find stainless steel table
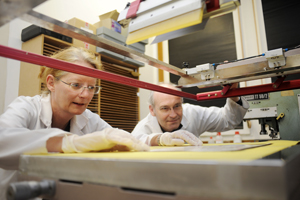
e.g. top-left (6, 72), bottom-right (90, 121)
top-left (15, 141), bottom-right (300, 200)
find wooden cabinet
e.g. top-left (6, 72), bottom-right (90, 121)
top-left (19, 34), bottom-right (140, 132)
top-left (19, 34), bottom-right (71, 97)
top-left (100, 55), bottom-right (140, 132)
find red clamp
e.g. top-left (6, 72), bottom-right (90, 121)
top-left (221, 84), bottom-right (231, 95)
top-left (126, 0), bottom-right (142, 19)
top-left (272, 76), bottom-right (286, 89)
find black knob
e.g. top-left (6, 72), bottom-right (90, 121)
top-left (182, 62), bottom-right (189, 68)
top-left (7, 180), bottom-right (55, 200)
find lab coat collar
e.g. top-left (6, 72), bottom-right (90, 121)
top-left (149, 115), bottom-right (164, 133)
top-left (40, 94), bottom-right (52, 128)
top-left (40, 94), bottom-right (88, 133)
top-left (70, 114), bottom-right (88, 135)
top-left (181, 106), bottom-right (190, 129)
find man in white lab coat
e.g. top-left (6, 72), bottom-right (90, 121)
top-left (132, 83), bottom-right (249, 146)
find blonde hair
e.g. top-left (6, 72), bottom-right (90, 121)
top-left (38, 46), bottom-right (102, 95)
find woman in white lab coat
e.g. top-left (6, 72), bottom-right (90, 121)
top-left (0, 47), bottom-right (149, 199)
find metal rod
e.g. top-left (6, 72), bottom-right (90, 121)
top-left (0, 0), bottom-right (46, 27)
top-left (0, 44), bottom-right (197, 100)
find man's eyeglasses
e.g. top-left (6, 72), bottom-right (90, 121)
top-left (55, 77), bottom-right (101, 94)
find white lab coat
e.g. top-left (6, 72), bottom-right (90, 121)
top-left (0, 94), bottom-right (111, 199)
top-left (132, 97), bottom-right (249, 145)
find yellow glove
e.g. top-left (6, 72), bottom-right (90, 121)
top-left (62, 128), bottom-right (150, 153)
top-left (160, 130), bottom-right (203, 146)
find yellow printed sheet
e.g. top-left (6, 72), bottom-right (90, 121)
top-left (29, 140), bottom-right (299, 162)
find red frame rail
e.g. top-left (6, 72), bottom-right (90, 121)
top-left (0, 45), bottom-right (197, 100)
top-left (197, 79), bottom-right (300, 101)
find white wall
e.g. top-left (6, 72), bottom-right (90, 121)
top-left (139, 38), bottom-right (158, 120)
top-left (139, 39), bottom-right (171, 120)
top-left (33, 0), bottom-right (133, 24)
top-left (0, 19), bottom-right (31, 114)
top-left (0, 23), bottom-right (9, 114)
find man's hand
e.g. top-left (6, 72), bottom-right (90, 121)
top-left (62, 128), bottom-right (150, 153)
top-left (159, 130), bottom-right (203, 146)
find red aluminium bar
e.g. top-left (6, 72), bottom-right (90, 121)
top-left (0, 44), bottom-right (197, 100)
top-left (197, 79), bottom-right (300, 101)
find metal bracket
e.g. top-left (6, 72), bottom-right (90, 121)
top-left (197, 63), bottom-right (215, 80)
top-left (185, 63), bottom-right (215, 81)
top-left (264, 48), bottom-right (286, 68)
top-left (272, 76), bottom-right (286, 89)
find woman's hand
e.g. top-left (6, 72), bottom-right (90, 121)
top-left (61, 128), bottom-right (150, 153)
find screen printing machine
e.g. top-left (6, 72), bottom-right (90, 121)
top-left (1, 0), bottom-right (300, 200)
